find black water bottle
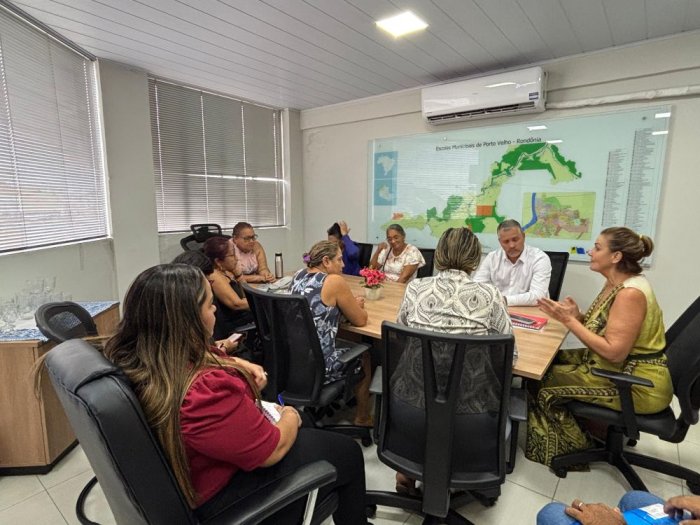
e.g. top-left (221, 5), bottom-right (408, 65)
top-left (274, 253), bottom-right (284, 279)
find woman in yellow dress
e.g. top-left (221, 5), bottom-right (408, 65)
top-left (526, 227), bottom-right (671, 466)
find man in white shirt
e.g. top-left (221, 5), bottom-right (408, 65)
top-left (473, 219), bottom-right (552, 306)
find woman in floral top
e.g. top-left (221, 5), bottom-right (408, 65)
top-left (369, 224), bottom-right (425, 283)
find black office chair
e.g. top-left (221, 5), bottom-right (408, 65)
top-left (551, 296), bottom-right (700, 494)
top-left (543, 251), bottom-right (569, 301)
top-left (191, 223), bottom-right (222, 236)
top-left (35, 301), bottom-right (104, 524)
top-left (243, 284), bottom-right (373, 446)
top-left (416, 248), bottom-right (435, 279)
top-left (366, 322), bottom-right (515, 524)
top-left (43, 339), bottom-right (339, 525)
top-left (180, 224), bottom-right (228, 252)
top-left (35, 302), bottom-right (98, 343)
top-left (355, 242), bottom-right (374, 270)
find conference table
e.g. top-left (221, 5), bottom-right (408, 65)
top-left (338, 275), bottom-right (568, 380)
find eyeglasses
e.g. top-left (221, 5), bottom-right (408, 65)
top-left (225, 253), bottom-right (236, 258)
top-left (242, 235), bottom-right (258, 241)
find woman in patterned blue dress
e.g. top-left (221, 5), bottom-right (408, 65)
top-left (291, 240), bottom-right (373, 426)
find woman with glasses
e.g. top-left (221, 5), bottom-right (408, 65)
top-left (202, 236), bottom-right (255, 341)
top-left (369, 224), bottom-right (425, 283)
top-left (232, 222), bottom-right (275, 283)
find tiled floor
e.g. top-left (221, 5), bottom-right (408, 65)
top-left (2, 399), bottom-right (699, 524)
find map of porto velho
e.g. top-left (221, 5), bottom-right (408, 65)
top-left (380, 142), bottom-right (591, 239)
top-left (368, 107), bottom-right (669, 261)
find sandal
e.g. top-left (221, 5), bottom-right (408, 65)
top-left (395, 473), bottom-right (421, 497)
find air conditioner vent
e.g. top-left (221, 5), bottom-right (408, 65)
top-left (422, 67), bottom-right (546, 124)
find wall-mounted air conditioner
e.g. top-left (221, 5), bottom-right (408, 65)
top-left (421, 66), bottom-right (546, 125)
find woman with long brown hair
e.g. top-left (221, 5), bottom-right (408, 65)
top-left (104, 264), bottom-right (368, 524)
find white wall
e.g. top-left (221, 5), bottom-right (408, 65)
top-left (99, 60), bottom-right (161, 300)
top-left (0, 239), bottom-right (117, 303)
top-left (300, 32), bottom-right (700, 325)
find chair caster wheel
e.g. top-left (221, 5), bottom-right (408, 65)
top-left (687, 482), bottom-right (700, 495)
top-left (361, 436), bottom-right (373, 447)
top-left (366, 504), bottom-right (377, 518)
top-left (553, 467), bottom-right (568, 479)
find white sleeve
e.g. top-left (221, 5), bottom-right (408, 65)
top-left (472, 252), bottom-right (494, 284)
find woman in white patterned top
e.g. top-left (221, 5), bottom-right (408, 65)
top-left (369, 224), bottom-right (425, 283)
top-left (391, 227), bottom-right (513, 495)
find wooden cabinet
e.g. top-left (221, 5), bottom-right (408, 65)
top-left (0, 303), bottom-right (119, 473)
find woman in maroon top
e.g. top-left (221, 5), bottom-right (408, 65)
top-left (103, 264), bottom-right (368, 524)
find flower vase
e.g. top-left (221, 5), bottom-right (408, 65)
top-left (365, 286), bottom-right (382, 301)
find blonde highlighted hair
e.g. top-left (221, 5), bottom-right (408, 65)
top-left (103, 264), bottom-right (259, 507)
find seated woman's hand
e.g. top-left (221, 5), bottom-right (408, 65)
top-left (215, 338), bottom-right (239, 354)
top-left (233, 357), bottom-right (268, 390)
top-left (538, 296), bottom-right (580, 324)
top-left (281, 406), bottom-right (303, 428)
top-left (261, 271), bottom-right (276, 283)
top-left (565, 501), bottom-right (625, 525)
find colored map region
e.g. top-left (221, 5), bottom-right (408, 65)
top-left (523, 192), bottom-right (595, 240)
top-left (383, 142), bottom-right (582, 236)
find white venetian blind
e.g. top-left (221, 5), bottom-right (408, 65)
top-left (149, 79), bottom-right (285, 233)
top-left (0, 8), bottom-right (107, 253)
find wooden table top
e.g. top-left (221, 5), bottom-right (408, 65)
top-left (339, 274), bottom-right (567, 380)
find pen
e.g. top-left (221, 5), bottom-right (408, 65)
top-left (277, 394), bottom-right (285, 406)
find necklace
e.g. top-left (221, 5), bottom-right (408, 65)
top-left (583, 282), bottom-right (624, 323)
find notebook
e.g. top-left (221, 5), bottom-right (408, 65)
top-left (623, 503), bottom-right (688, 524)
top-left (260, 400), bottom-right (281, 423)
top-left (509, 312), bottom-right (548, 330)
top-left (573, 503), bottom-right (689, 525)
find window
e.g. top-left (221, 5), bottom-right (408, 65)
top-left (148, 79), bottom-right (285, 233)
top-left (0, 7), bottom-right (107, 254)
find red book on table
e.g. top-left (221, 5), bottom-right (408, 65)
top-left (509, 312), bottom-right (548, 330)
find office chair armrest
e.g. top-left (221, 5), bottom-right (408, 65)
top-left (590, 368), bottom-right (654, 388)
top-left (590, 367), bottom-right (653, 440)
top-left (369, 365), bottom-right (383, 395)
top-left (335, 340), bottom-right (371, 365)
top-left (509, 388), bottom-right (527, 422)
top-left (206, 460), bottom-right (337, 525)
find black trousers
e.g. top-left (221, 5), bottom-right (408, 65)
top-left (196, 428), bottom-right (367, 525)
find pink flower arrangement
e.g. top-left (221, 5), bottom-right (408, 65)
top-left (359, 267), bottom-right (386, 289)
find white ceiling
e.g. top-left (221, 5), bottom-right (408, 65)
top-left (12, 0), bottom-right (700, 110)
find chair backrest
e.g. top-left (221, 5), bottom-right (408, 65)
top-left (544, 251), bottom-right (569, 301)
top-left (665, 296), bottom-right (700, 426)
top-left (44, 340), bottom-right (197, 525)
top-left (355, 242), bottom-right (374, 269)
top-left (35, 302), bottom-right (98, 343)
top-left (417, 248), bottom-right (435, 278)
top-left (181, 225), bottom-right (229, 252)
top-left (190, 223), bottom-right (222, 238)
top-left (180, 234), bottom-right (202, 252)
top-left (243, 285), bottom-right (327, 405)
top-left (242, 283), bottom-right (289, 400)
top-left (378, 321), bottom-right (514, 517)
